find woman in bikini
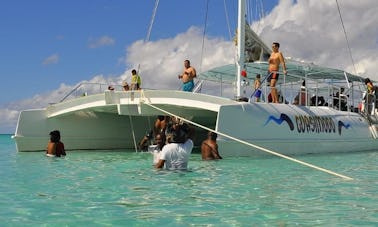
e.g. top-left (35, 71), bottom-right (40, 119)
top-left (268, 42), bottom-right (287, 103)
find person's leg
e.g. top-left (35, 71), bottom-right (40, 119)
top-left (270, 79), bottom-right (278, 103)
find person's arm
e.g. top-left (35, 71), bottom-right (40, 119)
top-left (279, 52), bottom-right (287, 74)
top-left (210, 144), bottom-right (222, 159)
top-left (155, 159), bottom-right (165, 169)
top-left (213, 144), bottom-right (222, 159)
top-left (178, 69), bottom-right (186, 79)
top-left (61, 142), bottom-right (66, 156)
top-left (46, 142), bottom-right (56, 155)
top-left (191, 67), bottom-right (197, 78)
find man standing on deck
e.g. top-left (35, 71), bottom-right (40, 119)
top-left (268, 42), bottom-right (287, 103)
top-left (178, 60), bottom-right (197, 92)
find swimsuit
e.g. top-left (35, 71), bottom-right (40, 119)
top-left (268, 70), bottom-right (279, 81)
top-left (182, 80), bottom-right (194, 92)
top-left (254, 89), bottom-right (262, 98)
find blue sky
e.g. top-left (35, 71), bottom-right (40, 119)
top-left (0, 0), bottom-right (377, 133)
top-left (0, 0), bottom-right (276, 103)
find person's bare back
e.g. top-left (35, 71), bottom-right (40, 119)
top-left (201, 132), bottom-right (222, 160)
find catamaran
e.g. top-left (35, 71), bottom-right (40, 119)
top-left (13, 0), bottom-right (378, 157)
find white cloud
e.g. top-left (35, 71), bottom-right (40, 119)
top-left (42, 53), bottom-right (59, 65)
top-left (0, 108), bottom-right (19, 133)
top-left (124, 27), bottom-right (234, 90)
top-left (252, 0), bottom-right (378, 78)
top-left (88, 36), bottom-right (115, 49)
top-left (1, 0), bottom-right (377, 133)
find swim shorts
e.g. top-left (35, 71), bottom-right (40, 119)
top-left (254, 89), bottom-right (262, 98)
top-left (182, 80), bottom-right (194, 92)
top-left (267, 71), bottom-right (279, 83)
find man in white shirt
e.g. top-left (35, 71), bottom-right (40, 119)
top-left (155, 123), bottom-right (194, 170)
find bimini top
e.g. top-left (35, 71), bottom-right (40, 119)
top-left (199, 59), bottom-right (365, 85)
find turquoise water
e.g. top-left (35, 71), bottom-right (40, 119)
top-left (1, 134), bottom-right (377, 226)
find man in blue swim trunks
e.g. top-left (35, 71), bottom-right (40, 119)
top-left (178, 59), bottom-right (197, 92)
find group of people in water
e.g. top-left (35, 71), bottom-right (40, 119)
top-left (46, 115), bottom-right (222, 171)
top-left (138, 115), bottom-right (222, 170)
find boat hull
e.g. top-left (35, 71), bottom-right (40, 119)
top-left (13, 90), bottom-right (378, 156)
top-left (215, 103), bottom-right (377, 156)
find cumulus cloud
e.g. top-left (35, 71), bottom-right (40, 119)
top-left (42, 54), bottom-right (59, 65)
top-left (1, 0), bottom-right (377, 133)
top-left (124, 26), bottom-right (234, 90)
top-left (88, 36), bottom-right (115, 48)
top-left (0, 108), bottom-right (19, 133)
top-left (252, 0), bottom-right (378, 77)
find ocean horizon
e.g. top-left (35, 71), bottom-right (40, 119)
top-left (1, 134), bottom-right (377, 226)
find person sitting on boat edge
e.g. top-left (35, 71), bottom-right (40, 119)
top-left (155, 122), bottom-right (194, 170)
top-left (267, 42), bottom-right (287, 103)
top-left (46, 130), bottom-right (66, 157)
top-left (333, 87), bottom-right (348, 111)
top-left (293, 80), bottom-right (308, 105)
top-left (201, 131), bottom-right (222, 160)
top-left (107, 85), bottom-right (115, 91)
top-left (178, 59), bottom-right (197, 92)
top-left (122, 81), bottom-right (129, 91)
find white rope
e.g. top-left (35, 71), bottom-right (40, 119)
top-left (127, 93), bottom-right (138, 152)
top-left (145, 0), bottom-right (159, 42)
top-left (335, 0), bottom-right (358, 75)
top-left (223, 0), bottom-right (233, 41)
top-left (142, 101), bottom-right (353, 180)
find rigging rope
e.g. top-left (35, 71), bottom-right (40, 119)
top-left (127, 94), bottom-right (138, 152)
top-left (223, 0), bottom-right (233, 41)
top-left (335, 0), bottom-right (358, 75)
top-left (145, 0), bottom-right (159, 42)
top-left (199, 0), bottom-right (210, 74)
top-left (136, 0), bottom-right (159, 85)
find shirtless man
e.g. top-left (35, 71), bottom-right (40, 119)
top-left (268, 42), bottom-right (287, 103)
top-left (201, 131), bottom-right (222, 160)
top-left (178, 59), bottom-right (197, 92)
top-left (153, 115), bottom-right (170, 137)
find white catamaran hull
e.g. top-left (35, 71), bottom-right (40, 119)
top-left (13, 90), bottom-right (377, 156)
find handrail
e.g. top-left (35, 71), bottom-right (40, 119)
top-left (59, 83), bottom-right (84, 102)
top-left (59, 82), bottom-right (110, 102)
top-left (192, 80), bottom-right (204, 93)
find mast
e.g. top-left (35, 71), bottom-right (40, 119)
top-left (236, 0), bottom-right (246, 99)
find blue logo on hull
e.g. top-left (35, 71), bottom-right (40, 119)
top-left (264, 113), bottom-right (294, 130)
top-left (265, 113), bottom-right (351, 135)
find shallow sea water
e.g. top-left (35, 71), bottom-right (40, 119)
top-left (0, 134), bottom-right (377, 226)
